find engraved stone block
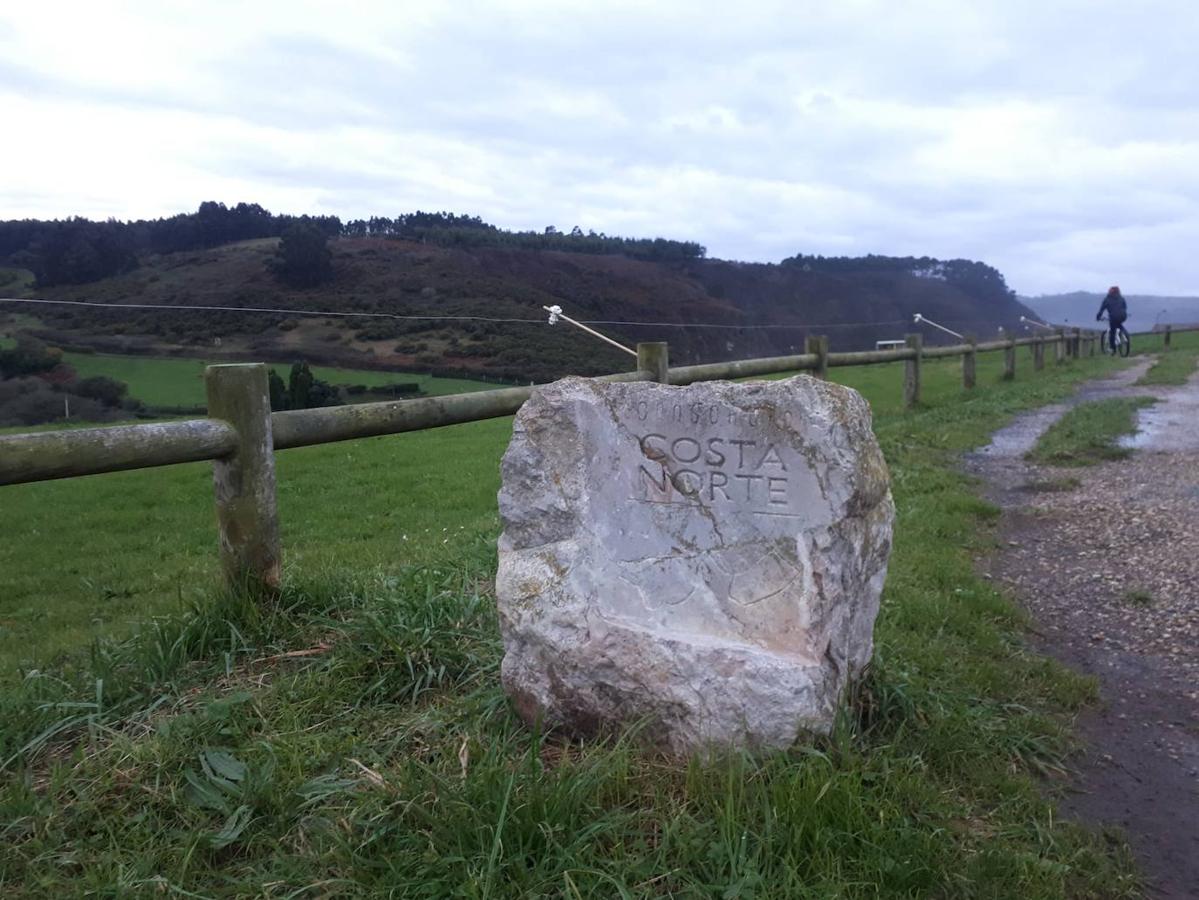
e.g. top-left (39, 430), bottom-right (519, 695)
top-left (496, 376), bottom-right (894, 756)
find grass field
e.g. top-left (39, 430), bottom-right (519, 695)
top-left (3, 331), bottom-right (1195, 896)
top-left (60, 352), bottom-right (499, 408)
top-left (1136, 340), bottom-right (1199, 385)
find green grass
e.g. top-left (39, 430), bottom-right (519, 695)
top-left (0, 417), bottom-right (511, 669)
top-left (61, 352), bottom-right (499, 408)
top-left (1136, 343), bottom-right (1199, 386)
top-left (1027, 397), bottom-right (1156, 466)
top-left (1123, 588), bottom-right (1154, 607)
top-left (0, 343), bottom-right (1149, 897)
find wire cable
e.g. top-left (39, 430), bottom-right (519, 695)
top-left (0, 296), bottom-right (1007, 333)
top-left (0, 297), bottom-right (546, 325)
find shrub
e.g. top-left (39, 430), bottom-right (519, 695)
top-left (0, 336), bottom-right (62, 378)
top-left (267, 363), bottom-right (342, 411)
top-left (73, 375), bottom-right (128, 406)
top-left (0, 378), bottom-right (115, 426)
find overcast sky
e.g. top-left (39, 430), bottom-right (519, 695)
top-left (2, 1), bottom-right (1197, 295)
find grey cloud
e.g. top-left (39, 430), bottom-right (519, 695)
top-left (4, 2), bottom-right (1199, 293)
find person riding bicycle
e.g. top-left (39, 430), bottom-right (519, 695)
top-left (1096, 285), bottom-right (1128, 352)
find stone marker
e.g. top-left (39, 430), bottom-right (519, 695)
top-left (496, 376), bottom-right (894, 756)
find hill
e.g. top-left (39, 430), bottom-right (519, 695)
top-left (1023, 291), bottom-right (1199, 330)
top-left (4, 231), bottom-right (1038, 384)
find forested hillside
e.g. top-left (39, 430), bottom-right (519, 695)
top-left (1, 204), bottom-right (1036, 383)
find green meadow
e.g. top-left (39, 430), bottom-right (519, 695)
top-left (1, 330), bottom-right (1190, 897)
top-left (60, 351), bottom-right (498, 408)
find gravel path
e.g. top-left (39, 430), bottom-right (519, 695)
top-left (966, 359), bottom-right (1199, 900)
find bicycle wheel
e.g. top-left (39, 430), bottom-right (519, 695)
top-left (1118, 329), bottom-right (1131, 357)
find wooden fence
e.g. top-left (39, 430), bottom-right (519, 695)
top-left (0, 324), bottom-right (1180, 593)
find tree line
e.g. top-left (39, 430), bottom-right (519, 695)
top-left (781, 252), bottom-right (1016, 306)
top-left (0, 203), bottom-right (342, 287)
top-left (0, 205), bottom-right (706, 289)
top-left (341, 211), bottom-right (707, 261)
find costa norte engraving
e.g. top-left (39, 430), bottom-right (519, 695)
top-left (635, 433), bottom-right (792, 510)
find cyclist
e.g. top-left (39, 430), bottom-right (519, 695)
top-left (1096, 285), bottom-right (1129, 352)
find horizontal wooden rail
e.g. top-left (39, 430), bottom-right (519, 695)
top-left (828, 348), bottom-right (914, 366)
top-left (273, 385), bottom-right (537, 451)
top-left (916, 345), bottom-right (963, 360)
top-left (0, 418), bottom-right (237, 485)
top-left (669, 353), bottom-right (818, 385)
top-left (273, 369), bottom-right (656, 450)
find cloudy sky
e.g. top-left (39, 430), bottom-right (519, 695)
top-left (2, 1), bottom-right (1197, 295)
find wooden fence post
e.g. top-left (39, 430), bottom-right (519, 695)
top-left (1072, 327), bottom-right (1082, 359)
top-left (1002, 329), bottom-right (1016, 380)
top-left (805, 334), bottom-right (829, 379)
top-left (205, 364), bottom-right (281, 595)
top-left (1165, 325), bottom-right (1172, 348)
top-left (1033, 336), bottom-right (1045, 371)
top-left (962, 333), bottom-right (976, 389)
top-left (904, 333), bottom-right (922, 408)
top-left (637, 342), bottom-right (670, 384)
top-left (1055, 329), bottom-right (1066, 364)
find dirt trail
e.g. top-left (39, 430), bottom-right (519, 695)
top-left (966, 360), bottom-right (1199, 900)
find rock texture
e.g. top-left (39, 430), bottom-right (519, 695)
top-left (496, 376), bottom-right (894, 756)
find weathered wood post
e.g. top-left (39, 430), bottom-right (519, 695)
top-left (1165, 325), bottom-right (1172, 348)
top-left (962, 333), bottom-right (977, 389)
top-left (205, 364), bottom-right (281, 595)
top-left (1033, 336), bottom-right (1045, 371)
top-left (1055, 328), bottom-right (1066, 364)
top-left (1072, 327), bottom-right (1082, 359)
top-left (637, 342), bottom-right (670, 384)
top-left (904, 333), bottom-right (922, 408)
top-left (1002, 329), bottom-right (1016, 380)
top-left (805, 334), bottom-right (829, 379)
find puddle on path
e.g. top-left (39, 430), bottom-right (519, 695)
top-left (1119, 369), bottom-right (1199, 451)
top-left (970, 403), bottom-right (1069, 459)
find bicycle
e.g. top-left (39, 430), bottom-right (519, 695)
top-left (1098, 314), bottom-right (1131, 357)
